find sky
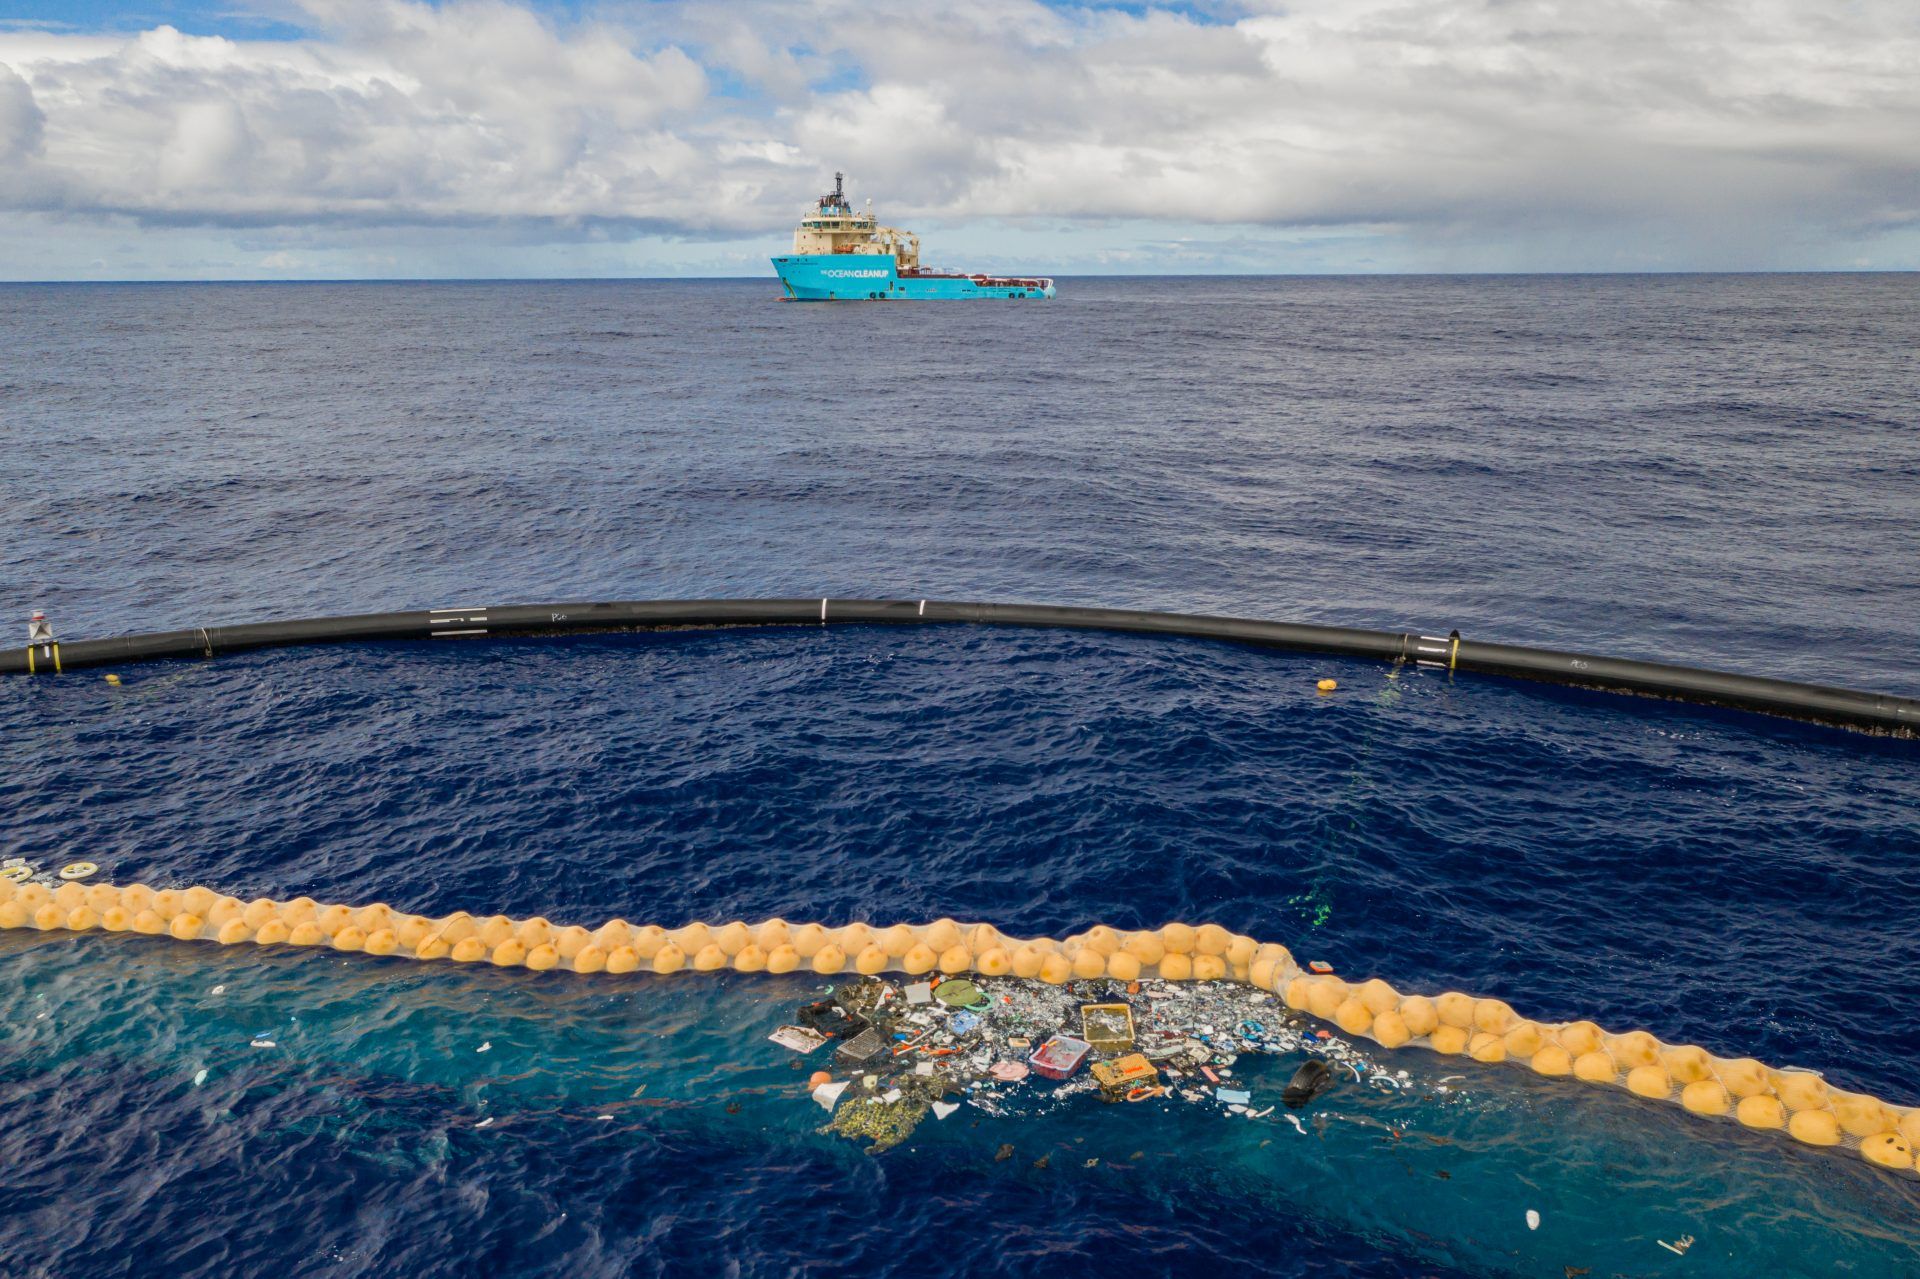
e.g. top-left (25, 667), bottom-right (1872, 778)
top-left (1, 0), bottom-right (1917, 279)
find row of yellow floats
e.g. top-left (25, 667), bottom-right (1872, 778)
top-left (2, 875), bottom-right (1913, 1173)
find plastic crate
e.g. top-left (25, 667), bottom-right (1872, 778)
top-left (1090, 1053), bottom-right (1157, 1099)
top-left (1080, 1003), bottom-right (1136, 1051)
top-left (1029, 1034), bottom-right (1092, 1080)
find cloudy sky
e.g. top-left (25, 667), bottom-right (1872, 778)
top-left (2, 0), bottom-right (1917, 279)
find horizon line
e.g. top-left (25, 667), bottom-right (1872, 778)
top-left (4, 268), bottom-right (1918, 286)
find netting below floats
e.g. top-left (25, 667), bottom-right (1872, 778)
top-left (3, 876), bottom-right (1914, 1175)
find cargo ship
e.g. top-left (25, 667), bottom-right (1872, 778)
top-left (771, 173), bottom-right (1054, 301)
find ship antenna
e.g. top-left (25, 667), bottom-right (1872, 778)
top-left (834, 171), bottom-right (844, 203)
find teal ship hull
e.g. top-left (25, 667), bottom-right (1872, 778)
top-left (772, 254), bottom-right (1054, 301)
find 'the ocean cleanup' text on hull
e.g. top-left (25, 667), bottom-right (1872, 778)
top-left (772, 174), bottom-right (1054, 302)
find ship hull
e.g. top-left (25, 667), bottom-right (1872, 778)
top-left (771, 255), bottom-right (1054, 301)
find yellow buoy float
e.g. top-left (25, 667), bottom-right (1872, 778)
top-left (3, 878), bottom-right (1913, 1178)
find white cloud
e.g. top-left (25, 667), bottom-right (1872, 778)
top-left (1, 3), bottom-right (717, 228)
top-left (0, 0), bottom-right (1917, 272)
top-left (0, 62), bottom-right (44, 162)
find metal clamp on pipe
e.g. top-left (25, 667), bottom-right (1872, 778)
top-left (23, 610), bottom-right (59, 674)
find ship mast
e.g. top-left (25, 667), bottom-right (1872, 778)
top-left (819, 171), bottom-right (847, 214)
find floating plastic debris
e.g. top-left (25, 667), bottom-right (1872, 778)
top-left (8, 879), bottom-right (1904, 1178)
top-left (1031, 1035), bottom-right (1092, 1080)
top-left (1080, 1003), bottom-right (1135, 1050)
top-left (933, 978), bottom-right (986, 1008)
top-left (779, 974), bottom-right (1375, 1153)
top-left (768, 1025), bottom-right (829, 1053)
top-left (835, 1027), bottom-right (888, 1064)
top-left (1284, 1059), bottom-right (1335, 1108)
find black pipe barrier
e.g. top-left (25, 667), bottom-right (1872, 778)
top-left (3, 598), bottom-right (1915, 738)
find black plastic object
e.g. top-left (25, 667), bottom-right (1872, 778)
top-left (3, 597), bottom-right (1915, 738)
top-left (1283, 1059), bottom-right (1336, 1109)
top-left (798, 1000), bottom-right (869, 1040)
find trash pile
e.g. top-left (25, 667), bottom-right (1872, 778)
top-left (767, 973), bottom-right (1380, 1152)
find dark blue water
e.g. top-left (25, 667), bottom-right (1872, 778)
top-left (2, 277), bottom-right (1918, 1277)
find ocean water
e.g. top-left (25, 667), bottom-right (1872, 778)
top-left (1, 276), bottom-right (1917, 1277)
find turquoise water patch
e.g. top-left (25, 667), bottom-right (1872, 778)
top-left (5, 931), bottom-right (1915, 1277)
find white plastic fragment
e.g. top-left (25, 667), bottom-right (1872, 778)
top-left (932, 1101), bottom-right (959, 1120)
top-left (769, 1025), bottom-right (829, 1052)
top-left (812, 1080), bottom-right (849, 1111)
top-left (476, 1041), bottom-right (491, 1053)
top-left (1526, 1210), bottom-right (1540, 1231)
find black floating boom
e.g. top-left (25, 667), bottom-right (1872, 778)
top-left (3, 598), bottom-right (1915, 738)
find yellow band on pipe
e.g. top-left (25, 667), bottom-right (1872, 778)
top-left (1, 877), bottom-right (1913, 1175)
